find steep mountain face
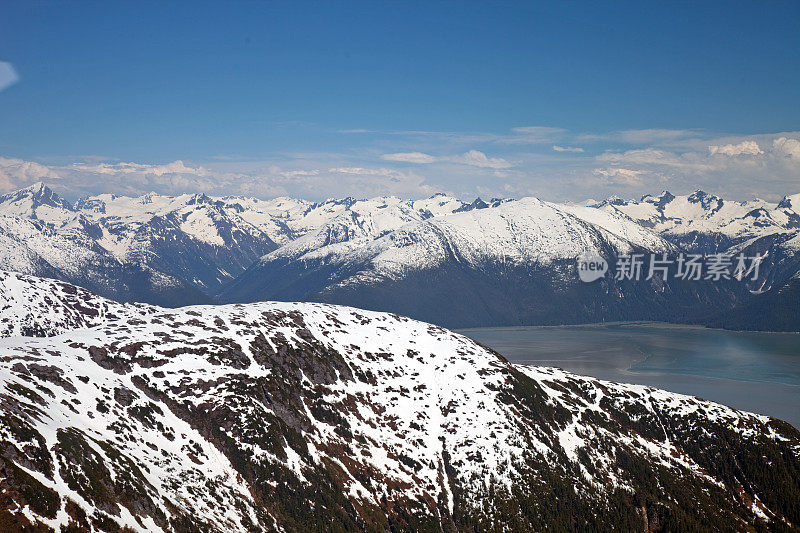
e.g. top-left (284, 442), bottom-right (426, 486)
top-left (109, 199), bottom-right (277, 293)
top-left (220, 198), bottom-right (745, 328)
top-left (0, 213), bottom-right (207, 307)
top-left (0, 185), bottom-right (479, 304)
top-left (707, 272), bottom-right (800, 332)
top-left (724, 229), bottom-right (800, 293)
top-left (592, 190), bottom-right (800, 329)
top-left (1, 273), bottom-right (799, 531)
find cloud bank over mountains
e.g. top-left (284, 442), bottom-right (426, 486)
top-left (1, 127), bottom-right (797, 202)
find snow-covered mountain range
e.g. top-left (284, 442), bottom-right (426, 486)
top-left (0, 185), bottom-right (487, 304)
top-left (1, 183), bottom-right (798, 329)
top-left (2, 272), bottom-right (799, 531)
top-left (219, 197), bottom-right (726, 327)
top-left (596, 189), bottom-right (800, 255)
top-left (591, 190), bottom-right (800, 326)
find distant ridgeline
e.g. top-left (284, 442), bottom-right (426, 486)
top-left (1, 183), bottom-right (798, 330)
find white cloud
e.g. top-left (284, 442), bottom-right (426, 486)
top-left (278, 169), bottom-right (320, 179)
top-left (592, 168), bottom-right (644, 185)
top-left (345, 130), bottom-right (800, 201)
top-left (0, 62), bottom-right (19, 92)
top-left (72, 160), bottom-right (210, 176)
top-left (582, 134), bottom-right (800, 201)
top-left (0, 156), bottom-right (442, 200)
top-left (452, 150), bottom-right (512, 169)
top-left (2, 128), bottom-right (799, 203)
top-left (708, 140), bottom-right (763, 156)
top-left (597, 148), bottom-right (700, 168)
top-left (381, 152), bottom-right (438, 164)
top-left (329, 167), bottom-right (396, 176)
top-left (553, 145), bottom-right (584, 153)
top-left (343, 125), bottom-right (569, 146)
top-left (325, 167), bottom-right (435, 197)
top-left (575, 129), bottom-right (701, 146)
top-left (381, 150), bottom-right (511, 169)
top-left (617, 129), bottom-right (699, 144)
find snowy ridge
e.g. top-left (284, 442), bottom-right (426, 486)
top-left (596, 189), bottom-right (800, 253)
top-left (218, 196), bottom-right (692, 327)
top-left (586, 189), bottom-right (800, 302)
top-left (1, 185), bottom-right (476, 258)
top-left (0, 271), bottom-right (149, 337)
top-left (267, 196), bottom-right (674, 264)
top-left (243, 197), bottom-right (676, 293)
top-left (2, 274), bottom-right (799, 531)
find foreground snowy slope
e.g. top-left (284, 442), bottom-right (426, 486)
top-left (2, 273), bottom-right (799, 531)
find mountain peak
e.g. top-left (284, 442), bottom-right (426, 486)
top-left (0, 181), bottom-right (74, 213)
top-left (603, 195), bottom-right (628, 206)
top-left (23, 180), bottom-right (47, 193)
top-left (642, 189), bottom-right (674, 200)
top-left (778, 193), bottom-right (800, 210)
top-left (687, 189), bottom-right (723, 211)
top-left (453, 197), bottom-right (491, 212)
top-left (641, 190), bottom-right (675, 209)
top-left (688, 189), bottom-right (719, 202)
top-left (10, 181), bottom-right (52, 198)
top-left (188, 192), bottom-right (213, 205)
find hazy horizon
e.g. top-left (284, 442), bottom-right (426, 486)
top-left (4, 176), bottom-right (800, 206)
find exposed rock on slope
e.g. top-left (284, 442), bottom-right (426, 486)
top-left (0, 271), bottom-right (150, 337)
top-left (1, 273), bottom-right (799, 531)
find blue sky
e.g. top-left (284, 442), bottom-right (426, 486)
top-left (1, 1), bottom-right (799, 201)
